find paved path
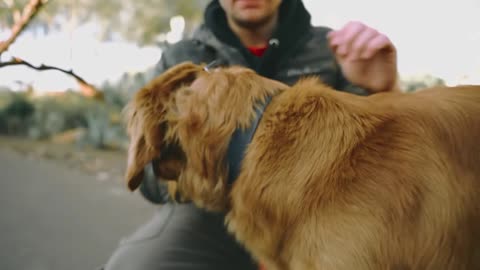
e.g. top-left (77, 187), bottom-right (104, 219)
top-left (0, 146), bottom-right (154, 270)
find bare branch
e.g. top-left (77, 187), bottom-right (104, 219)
top-left (0, 57), bottom-right (104, 100)
top-left (0, 57), bottom-right (87, 84)
top-left (0, 0), bottom-right (104, 101)
top-left (0, 0), bottom-right (49, 55)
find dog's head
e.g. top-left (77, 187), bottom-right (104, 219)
top-left (124, 61), bottom-right (286, 211)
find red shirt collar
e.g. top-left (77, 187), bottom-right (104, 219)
top-left (247, 45), bottom-right (268, 57)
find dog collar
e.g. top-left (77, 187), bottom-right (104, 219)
top-left (226, 95), bottom-right (273, 185)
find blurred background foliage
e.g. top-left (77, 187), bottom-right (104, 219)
top-left (0, 0), bottom-right (209, 150)
top-left (0, 0), bottom-right (209, 44)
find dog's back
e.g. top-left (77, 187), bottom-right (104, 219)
top-left (367, 86), bottom-right (480, 269)
top-left (228, 82), bottom-right (480, 270)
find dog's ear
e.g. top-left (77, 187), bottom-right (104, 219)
top-left (175, 71), bottom-right (241, 183)
top-left (124, 62), bottom-right (202, 191)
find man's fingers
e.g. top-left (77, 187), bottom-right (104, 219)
top-left (337, 22), bottom-right (366, 56)
top-left (328, 21), bottom-right (366, 56)
top-left (327, 31), bottom-right (340, 50)
top-left (349, 28), bottom-right (378, 60)
top-left (362, 34), bottom-right (394, 59)
top-left (328, 21), bottom-right (396, 61)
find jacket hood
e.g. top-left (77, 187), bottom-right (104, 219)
top-left (197, 0), bottom-right (313, 75)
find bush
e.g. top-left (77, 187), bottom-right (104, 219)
top-left (0, 67), bottom-right (157, 150)
top-left (401, 75), bottom-right (446, 92)
top-left (0, 110), bottom-right (5, 134)
top-left (26, 91), bottom-right (129, 150)
top-left (0, 91), bottom-right (35, 136)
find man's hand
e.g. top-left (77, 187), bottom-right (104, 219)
top-left (328, 21), bottom-right (399, 93)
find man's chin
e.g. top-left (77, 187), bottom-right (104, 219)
top-left (233, 15), bottom-right (272, 29)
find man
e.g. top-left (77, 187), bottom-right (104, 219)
top-left (104, 0), bottom-right (398, 269)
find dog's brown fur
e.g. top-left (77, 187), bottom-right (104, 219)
top-left (124, 62), bottom-right (480, 270)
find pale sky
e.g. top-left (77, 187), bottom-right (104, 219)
top-left (0, 1), bottom-right (479, 91)
top-left (304, 0), bottom-right (480, 85)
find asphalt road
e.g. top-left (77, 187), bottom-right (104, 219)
top-left (0, 147), bottom-right (154, 270)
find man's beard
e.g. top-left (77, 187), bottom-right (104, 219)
top-left (232, 13), bottom-right (276, 30)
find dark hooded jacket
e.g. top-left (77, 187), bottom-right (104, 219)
top-left (156, 0), bottom-right (366, 93)
top-left (140, 0), bottom-right (367, 204)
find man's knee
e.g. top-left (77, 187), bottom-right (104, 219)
top-left (104, 203), bottom-right (258, 270)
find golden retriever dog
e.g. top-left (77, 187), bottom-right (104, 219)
top-left (124, 62), bottom-right (480, 270)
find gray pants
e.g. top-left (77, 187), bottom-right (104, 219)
top-left (104, 202), bottom-right (258, 270)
